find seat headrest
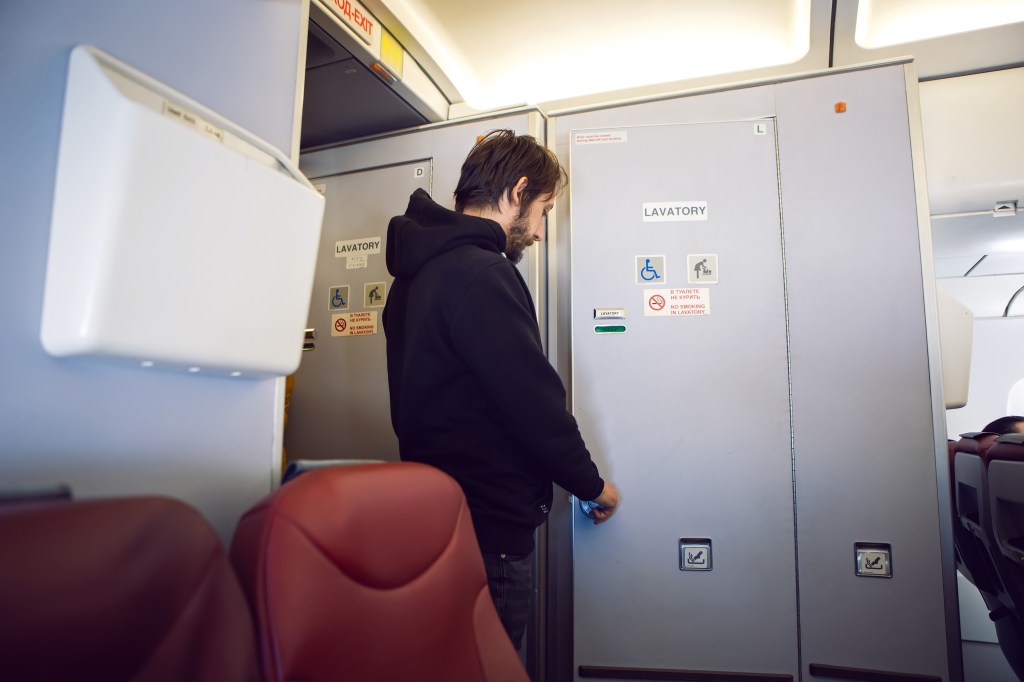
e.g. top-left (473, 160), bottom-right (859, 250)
top-left (246, 462), bottom-right (465, 589)
top-left (0, 496), bottom-right (259, 681)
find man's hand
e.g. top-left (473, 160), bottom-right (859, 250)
top-left (589, 482), bottom-right (619, 525)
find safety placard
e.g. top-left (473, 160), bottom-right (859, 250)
top-left (574, 130), bottom-right (628, 145)
top-left (331, 311), bottom-right (378, 337)
top-left (643, 288), bottom-right (710, 317)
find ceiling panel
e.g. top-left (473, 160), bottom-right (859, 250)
top-left (968, 253), bottom-right (1024, 277)
top-left (935, 256), bottom-right (985, 279)
top-left (938, 274), bottom-right (1024, 318)
top-left (375, 0), bottom-right (814, 109)
top-left (855, 0), bottom-right (1024, 48)
top-left (832, 0), bottom-right (1024, 78)
top-left (930, 212), bottom-right (1024, 258)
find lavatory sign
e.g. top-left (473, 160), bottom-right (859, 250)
top-left (642, 201), bottom-right (708, 222)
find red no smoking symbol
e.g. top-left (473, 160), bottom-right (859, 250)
top-left (648, 294), bottom-right (666, 311)
top-left (334, 317), bottom-right (347, 332)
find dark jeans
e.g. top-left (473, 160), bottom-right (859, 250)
top-left (482, 551), bottom-right (533, 650)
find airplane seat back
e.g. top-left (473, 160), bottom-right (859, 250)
top-left (951, 433), bottom-right (1005, 599)
top-left (229, 461), bottom-right (529, 682)
top-left (0, 494), bottom-right (260, 682)
top-left (953, 431), bottom-right (1000, 539)
top-left (982, 433), bottom-right (1024, 682)
top-left (987, 434), bottom-right (1024, 599)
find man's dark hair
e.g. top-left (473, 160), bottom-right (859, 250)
top-left (982, 415), bottom-right (1024, 435)
top-left (454, 129), bottom-right (567, 213)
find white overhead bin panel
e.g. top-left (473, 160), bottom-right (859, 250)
top-left (920, 67), bottom-right (1024, 216)
top-left (40, 45), bottom-right (325, 378)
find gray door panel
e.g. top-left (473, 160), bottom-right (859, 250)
top-left (569, 121), bottom-right (798, 677)
top-left (286, 161), bottom-right (430, 461)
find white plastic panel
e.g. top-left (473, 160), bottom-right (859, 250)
top-left (919, 68), bottom-right (1024, 215)
top-left (936, 286), bottom-right (973, 409)
top-left (41, 46), bottom-right (325, 378)
top-left (968, 253), bottom-right (1024, 277)
top-left (939, 274), bottom-right (1024, 318)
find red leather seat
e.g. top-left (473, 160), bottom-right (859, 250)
top-left (230, 461), bottom-right (528, 682)
top-left (0, 495), bottom-right (259, 682)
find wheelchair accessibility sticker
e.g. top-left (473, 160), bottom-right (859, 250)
top-left (636, 255), bottom-right (666, 285)
top-left (328, 285), bottom-right (350, 311)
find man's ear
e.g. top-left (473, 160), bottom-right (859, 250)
top-left (510, 176), bottom-right (529, 208)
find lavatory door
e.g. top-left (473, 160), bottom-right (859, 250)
top-left (569, 121), bottom-right (798, 679)
top-left (285, 161), bottom-right (430, 461)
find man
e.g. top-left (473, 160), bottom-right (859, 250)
top-left (383, 130), bottom-right (619, 649)
top-left (983, 416), bottom-right (1024, 435)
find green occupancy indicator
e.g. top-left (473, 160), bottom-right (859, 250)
top-left (594, 325), bottom-right (626, 334)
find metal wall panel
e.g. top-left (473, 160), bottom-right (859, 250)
top-left (775, 66), bottom-right (952, 680)
top-left (286, 162), bottom-right (429, 461)
top-left (554, 63), bottom-right (957, 682)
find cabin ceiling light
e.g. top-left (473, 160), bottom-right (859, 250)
top-left (856, 0), bottom-right (1024, 48)
top-left (381, 0), bottom-right (811, 109)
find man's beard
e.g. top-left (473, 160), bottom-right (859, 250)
top-left (504, 211), bottom-right (534, 265)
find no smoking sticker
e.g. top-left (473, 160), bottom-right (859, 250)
top-left (644, 288), bottom-right (711, 317)
top-left (331, 311), bottom-right (378, 337)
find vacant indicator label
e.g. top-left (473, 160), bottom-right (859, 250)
top-left (594, 325), bottom-right (626, 334)
top-left (594, 308), bottom-right (627, 320)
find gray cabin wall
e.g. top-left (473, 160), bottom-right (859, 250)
top-left (0, 2), bottom-right (307, 542)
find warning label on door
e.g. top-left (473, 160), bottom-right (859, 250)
top-left (643, 288), bottom-right (710, 317)
top-left (331, 311), bottom-right (378, 336)
top-left (574, 130), bottom-right (628, 145)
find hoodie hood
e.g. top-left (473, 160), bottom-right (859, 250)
top-left (386, 189), bottom-right (506, 278)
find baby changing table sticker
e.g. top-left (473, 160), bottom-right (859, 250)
top-left (335, 236), bottom-right (381, 270)
top-left (364, 281), bottom-right (386, 308)
top-left (331, 311), bottom-right (378, 337)
top-left (636, 256), bottom-right (666, 285)
top-left (687, 254), bottom-right (718, 284)
top-left (644, 288), bottom-right (710, 317)
top-left (642, 201), bottom-right (708, 222)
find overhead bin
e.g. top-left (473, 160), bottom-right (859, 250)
top-left (919, 67), bottom-right (1024, 216)
top-left (302, 0), bottom-right (448, 148)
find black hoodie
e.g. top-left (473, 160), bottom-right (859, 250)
top-left (383, 189), bottom-right (604, 555)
